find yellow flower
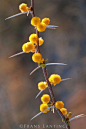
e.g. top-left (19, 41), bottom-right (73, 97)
top-left (39, 37), bottom-right (44, 46)
top-left (40, 104), bottom-right (50, 113)
top-left (60, 108), bottom-right (67, 115)
top-left (55, 101), bottom-right (64, 109)
top-left (32, 52), bottom-right (42, 63)
top-left (22, 42), bottom-right (34, 53)
top-left (31, 17), bottom-right (41, 26)
top-left (19, 3), bottom-right (29, 12)
top-left (38, 82), bottom-right (47, 90)
top-left (29, 34), bottom-right (38, 43)
top-left (37, 22), bottom-right (46, 32)
top-left (41, 94), bottom-right (50, 104)
top-left (49, 74), bottom-right (61, 86)
top-left (42, 18), bottom-right (50, 25)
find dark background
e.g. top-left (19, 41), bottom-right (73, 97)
top-left (0, 0), bottom-right (86, 129)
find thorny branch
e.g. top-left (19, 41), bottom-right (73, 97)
top-left (31, 0), bottom-right (70, 129)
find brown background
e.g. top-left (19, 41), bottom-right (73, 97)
top-left (0, 0), bottom-right (86, 129)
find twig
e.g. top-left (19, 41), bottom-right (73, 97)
top-left (55, 107), bottom-right (70, 129)
top-left (42, 67), bottom-right (56, 103)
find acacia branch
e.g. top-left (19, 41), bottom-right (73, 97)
top-left (30, 0), bottom-right (70, 129)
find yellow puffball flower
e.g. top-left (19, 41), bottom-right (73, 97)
top-left (42, 18), bottom-right (50, 25)
top-left (29, 34), bottom-right (38, 43)
top-left (40, 104), bottom-right (50, 113)
top-left (38, 82), bottom-right (47, 90)
top-left (49, 74), bottom-right (61, 86)
top-left (41, 94), bottom-right (50, 104)
top-left (32, 52), bottom-right (42, 63)
top-left (37, 22), bottom-right (46, 32)
top-left (55, 101), bottom-right (64, 109)
top-left (39, 37), bottom-right (44, 46)
top-left (19, 3), bottom-right (29, 12)
top-left (31, 17), bottom-right (41, 26)
top-left (60, 108), bottom-right (67, 115)
top-left (22, 42), bottom-right (34, 53)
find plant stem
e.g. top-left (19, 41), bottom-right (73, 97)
top-left (36, 30), bottom-right (40, 53)
top-left (31, 0), bottom-right (35, 17)
top-left (42, 67), bottom-right (56, 103)
top-left (55, 107), bottom-right (70, 129)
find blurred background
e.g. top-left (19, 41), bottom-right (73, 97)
top-left (0, 0), bottom-right (86, 129)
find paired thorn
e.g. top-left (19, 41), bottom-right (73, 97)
top-left (9, 51), bottom-right (26, 58)
top-left (30, 63), bottom-right (67, 75)
top-left (69, 114), bottom-right (86, 121)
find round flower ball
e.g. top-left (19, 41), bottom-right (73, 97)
top-left (22, 42), bottom-right (34, 53)
top-left (55, 101), bottom-right (64, 109)
top-left (31, 17), bottom-right (41, 26)
top-left (37, 22), bottom-right (46, 32)
top-left (42, 18), bottom-right (50, 25)
top-left (32, 52), bottom-right (42, 63)
top-left (38, 82), bottom-right (47, 90)
top-left (29, 34), bottom-right (38, 43)
top-left (60, 108), bottom-right (67, 115)
top-left (41, 94), bottom-right (50, 104)
top-left (19, 3), bottom-right (28, 12)
top-left (49, 74), bottom-right (61, 86)
top-left (40, 104), bottom-right (50, 113)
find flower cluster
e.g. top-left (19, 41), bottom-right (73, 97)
top-left (55, 101), bottom-right (67, 115)
top-left (22, 33), bottom-right (44, 63)
top-left (37, 74), bottom-right (61, 93)
top-left (37, 74), bottom-right (68, 115)
top-left (40, 94), bottom-right (67, 115)
top-left (40, 94), bottom-right (50, 113)
top-left (31, 16), bottom-right (50, 32)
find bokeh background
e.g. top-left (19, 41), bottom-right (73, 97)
top-left (0, 0), bottom-right (86, 129)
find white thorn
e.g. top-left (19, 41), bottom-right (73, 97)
top-left (61, 78), bottom-right (72, 82)
top-left (9, 51), bottom-right (25, 58)
top-left (35, 90), bottom-right (43, 99)
top-left (46, 25), bottom-right (59, 29)
top-left (30, 106), bottom-right (53, 121)
top-left (30, 66), bottom-right (41, 75)
top-left (69, 114), bottom-right (86, 121)
top-left (46, 63), bottom-right (67, 66)
top-left (53, 106), bottom-right (55, 113)
top-left (5, 11), bottom-right (30, 20)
